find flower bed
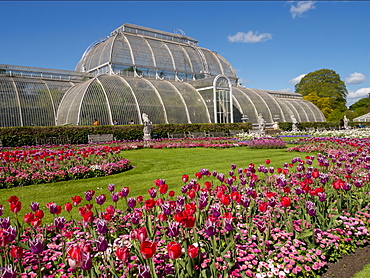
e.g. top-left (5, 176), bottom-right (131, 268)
top-left (1, 137), bottom-right (370, 277)
top-left (0, 145), bottom-right (132, 189)
top-left (0, 138), bottom-right (250, 189)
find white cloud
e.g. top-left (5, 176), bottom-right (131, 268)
top-left (288, 74), bottom-right (306, 84)
top-left (228, 31), bottom-right (272, 43)
top-left (289, 1), bottom-right (316, 19)
top-left (347, 87), bottom-right (370, 99)
top-left (345, 72), bottom-right (367, 84)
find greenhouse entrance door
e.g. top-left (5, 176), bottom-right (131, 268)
top-left (214, 76), bottom-right (233, 123)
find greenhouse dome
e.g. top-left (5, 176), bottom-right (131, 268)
top-left (0, 23), bottom-right (325, 127)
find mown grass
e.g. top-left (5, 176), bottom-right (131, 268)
top-left (352, 262), bottom-right (370, 278)
top-left (0, 146), bottom-right (313, 222)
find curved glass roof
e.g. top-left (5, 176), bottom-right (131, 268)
top-left (75, 24), bottom-right (237, 83)
top-left (57, 74), bottom-right (325, 126)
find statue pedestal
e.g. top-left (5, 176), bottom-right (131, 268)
top-left (143, 134), bottom-right (151, 140)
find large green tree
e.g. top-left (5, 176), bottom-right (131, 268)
top-left (295, 69), bottom-right (348, 120)
top-left (349, 97), bottom-right (370, 117)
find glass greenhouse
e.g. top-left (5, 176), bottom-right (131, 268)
top-left (0, 23), bottom-right (325, 127)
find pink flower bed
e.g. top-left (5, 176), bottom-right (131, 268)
top-left (0, 137), bottom-right (370, 277)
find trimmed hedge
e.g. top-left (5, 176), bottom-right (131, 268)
top-left (0, 121), bottom-right (368, 147)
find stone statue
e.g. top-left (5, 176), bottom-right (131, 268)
top-left (291, 114), bottom-right (299, 132)
top-left (343, 115), bottom-right (349, 130)
top-left (142, 113), bottom-right (152, 140)
top-left (257, 113), bottom-right (266, 134)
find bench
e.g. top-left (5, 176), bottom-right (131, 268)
top-left (208, 131), bottom-right (226, 137)
top-left (188, 131), bottom-right (208, 138)
top-left (88, 134), bottom-right (115, 143)
top-left (35, 136), bottom-right (70, 145)
top-left (167, 132), bottom-right (186, 139)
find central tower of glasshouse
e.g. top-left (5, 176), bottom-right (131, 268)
top-left (0, 23), bottom-right (325, 127)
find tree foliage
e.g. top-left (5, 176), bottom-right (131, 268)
top-left (295, 69), bottom-right (348, 120)
top-left (349, 97), bottom-right (370, 117)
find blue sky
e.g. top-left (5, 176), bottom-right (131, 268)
top-left (1, 1), bottom-right (369, 107)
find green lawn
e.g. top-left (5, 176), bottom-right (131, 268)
top-left (0, 147), bottom-right (310, 222)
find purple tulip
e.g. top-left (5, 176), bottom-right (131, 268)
top-left (120, 187), bottom-right (129, 197)
top-left (231, 163), bottom-right (236, 170)
top-left (131, 212), bottom-right (141, 225)
top-left (107, 183), bottom-right (115, 192)
top-left (30, 236), bottom-right (44, 254)
top-left (30, 202), bottom-right (39, 212)
top-left (240, 195), bottom-right (250, 208)
top-left (199, 191), bottom-right (208, 209)
top-left (95, 194), bottom-right (106, 206)
top-left (0, 265), bottom-right (17, 278)
top-left (148, 187), bottom-right (157, 198)
top-left (318, 192), bottom-right (326, 202)
top-left (217, 173), bottom-right (225, 182)
top-left (49, 203), bottom-right (60, 214)
top-left (176, 196), bottom-right (185, 206)
top-left (224, 218), bottom-right (233, 232)
top-left (167, 222), bottom-right (180, 237)
top-left (0, 217), bottom-right (10, 229)
top-left (84, 190), bottom-right (94, 201)
top-left (204, 220), bottom-right (217, 237)
top-left (161, 203), bottom-right (172, 215)
top-left (54, 216), bottom-right (65, 230)
top-left (96, 235), bottom-right (108, 252)
top-left (80, 252), bottom-right (93, 271)
top-left (111, 192), bottom-right (119, 203)
top-left (138, 265), bottom-right (151, 278)
top-left (96, 219), bottom-right (108, 234)
top-left (306, 201), bottom-right (316, 217)
top-left (127, 197), bottom-right (137, 208)
top-left (6, 226), bottom-right (16, 242)
top-left (342, 182), bottom-right (352, 191)
top-left (256, 221), bottom-right (266, 232)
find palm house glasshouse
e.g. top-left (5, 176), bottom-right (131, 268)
top-left (0, 23), bottom-right (325, 127)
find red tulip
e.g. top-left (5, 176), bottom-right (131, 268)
top-left (183, 216), bottom-right (196, 228)
top-left (265, 159), bottom-right (271, 165)
top-left (312, 169), bottom-right (319, 178)
top-left (136, 196), bottom-right (144, 203)
top-left (159, 184), bottom-right (168, 195)
top-left (182, 174), bottom-right (189, 183)
top-left (220, 194), bottom-right (231, 206)
top-left (7, 195), bottom-right (19, 204)
top-left (67, 246), bottom-right (83, 268)
top-left (187, 190), bottom-right (196, 199)
top-left (187, 244), bottom-right (199, 258)
top-left (185, 202), bottom-right (196, 215)
top-left (116, 246), bottom-right (130, 262)
top-left (168, 191), bottom-right (175, 197)
top-left (65, 202), bottom-right (73, 212)
top-left (10, 246), bottom-right (23, 259)
top-left (137, 227), bottom-right (148, 242)
top-left (158, 213), bottom-right (167, 222)
top-left (277, 168), bottom-right (283, 174)
top-left (31, 217), bottom-right (42, 228)
top-left (258, 202), bottom-right (268, 213)
top-left (83, 211), bottom-right (94, 222)
top-left (280, 196), bottom-right (291, 208)
top-left (195, 172), bottom-right (202, 179)
top-left (167, 241), bottom-right (182, 260)
top-left (106, 205), bottom-right (115, 215)
top-left (144, 199), bottom-right (156, 210)
top-left (24, 212), bottom-right (34, 224)
top-left (10, 201), bottom-right (22, 213)
top-left (140, 241), bottom-right (157, 259)
top-left (71, 195), bottom-right (83, 206)
top-left (204, 181), bottom-right (212, 190)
